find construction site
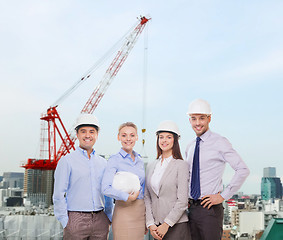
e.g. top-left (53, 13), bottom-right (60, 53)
top-left (1, 1), bottom-right (283, 240)
top-left (21, 15), bottom-right (150, 209)
top-left (1, 15), bottom-right (152, 239)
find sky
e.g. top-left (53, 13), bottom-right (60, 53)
top-left (0, 0), bottom-right (283, 195)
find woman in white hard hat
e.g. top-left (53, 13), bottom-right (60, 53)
top-left (144, 121), bottom-right (191, 240)
top-left (102, 122), bottom-right (146, 240)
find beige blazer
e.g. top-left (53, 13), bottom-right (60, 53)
top-left (144, 158), bottom-right (189, 227)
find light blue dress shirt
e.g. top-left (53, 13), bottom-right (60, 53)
top-left (53, 147), bottom-right (113, 228)
top-left (102, 148), bottom-right (145, 202)
top-left (185, 129), bottom-right (250, 200)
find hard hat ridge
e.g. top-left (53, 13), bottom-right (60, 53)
top-left (187, 98), bottom-right (212, 115)
top-left (156, 120), bottom-right (180, 138)
top-left (74, 113), bottom-right (100, 131)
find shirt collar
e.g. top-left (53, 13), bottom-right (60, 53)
top-left (119, 148), bottom-right (140, 159)
top-left (199, 129), bottom-right (212, 142)
top-left (77, 147), bottom-right (96, 157)
top-left (158, 155), bottom-right (173, 163)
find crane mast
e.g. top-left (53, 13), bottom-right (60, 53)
top-left (22, 16), bottom-right (149, 170)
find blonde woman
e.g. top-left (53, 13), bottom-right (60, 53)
top-left (144, 121), bottom-right (191, 240)
top-left (102, 122), bottom-right (146, 240)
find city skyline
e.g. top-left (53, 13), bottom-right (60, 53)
top-left (1, 1), bottom-right (283, 195)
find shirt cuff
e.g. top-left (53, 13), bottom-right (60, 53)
top-left (60, 216), bottom-right (69, 229)
top-left (121, 192), bottom-right (130, 202)
top-left (220, 188), bottom-right (231, 200)
top-left (105, 211), bottom-right (112, 222)
top-left (164, 218), bottom-right (174, 227)
top-left (146, 220), bottom-right (155, 228)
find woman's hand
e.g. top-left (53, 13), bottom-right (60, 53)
top-left (149, 225), bottom-right (162, 240)
top-left (156, 222), bottom-right (169, 239)
top-left (144, 226), bottom-right (148, 235)
top-left (126, 191), bottom-right (139, 203)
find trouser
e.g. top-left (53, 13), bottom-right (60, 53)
top-left (63, 211), bottom-right (110, 240)
top-left (154, 222), bottom-right (191, 240)
top-left (188, 203), bottom-right (224, 240)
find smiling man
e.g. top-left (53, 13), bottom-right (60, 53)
top-left (185, 99), bottom-right (250, 240)
top-left (53, 114), bottom-right (113, 240)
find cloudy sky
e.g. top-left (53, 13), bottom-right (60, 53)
top-left (1, 0), bottom-right (283, 195)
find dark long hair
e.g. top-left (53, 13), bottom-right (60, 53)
top-left (156, 131), bottom-right (183, 160)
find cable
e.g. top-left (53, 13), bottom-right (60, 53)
top-left (141, 22), bottom-right (149, 158)
top-left (51, 21), bottom-right (138, 107)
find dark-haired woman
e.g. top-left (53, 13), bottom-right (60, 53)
top-left (144, 121), bottom-right (191, 240)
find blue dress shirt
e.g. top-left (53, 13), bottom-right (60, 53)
top-left (53, 147), bottom-right (113, 228)
top-left (102, 148), bottom-right (145, 202)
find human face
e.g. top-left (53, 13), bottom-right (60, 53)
top-left (158, 132), bottom-right (174, 154)
top-left (118, 126), bottom-right (138, 153)
top-left (189, 114), bottom-right (211, 137)
top-left (77, 126), bottom-right (98, 153)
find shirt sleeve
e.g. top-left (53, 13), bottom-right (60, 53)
top-left (219, 137), bottom-right (250, 200)
top-left (185, 140), bottom-right (194, 162)
top-left (104, 195), bottom-right (113, 222)
top-left (185, 145), bottom-right (189, 160)
top-left (101, 156), bottom-right (129, 202)
top-left (53, 157), bottom-right (70, 228)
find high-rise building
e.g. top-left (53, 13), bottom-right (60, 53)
top-left (261, 167), bottom-right (282, 200)
top-left (263, 167), bottom-right (276, 178)
top-left (24, 169), bottom-right (54, 207)
top-left (1, 172), bottom-right (24, 189)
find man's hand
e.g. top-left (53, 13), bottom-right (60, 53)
top-left (126, 191), bottom-right (139, 203)
top-left (156, 222), bottom-right (169, 239)
top-left (201, 193), bottom-right (224, 209)
top-left (149, 225), bottom-right (162, 240)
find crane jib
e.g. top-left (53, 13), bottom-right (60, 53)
top-left (22, 16), bottom-right (150, 170)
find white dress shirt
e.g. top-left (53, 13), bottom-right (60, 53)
top-left (151, 155), bottom-right (172, 195)
top-left (185, 129), bottom-right (250, 200)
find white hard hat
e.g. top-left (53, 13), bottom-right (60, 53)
top-left (156, 120), bottom-right (180, 137)
top-left (187, 99), bottom-right (212, 115)
top-left (112, 171), bottom-right (140, 193)
top-left (74, 113), bottom-right (100, 131)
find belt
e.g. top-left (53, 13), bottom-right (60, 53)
top-left (188, 198), bottom-right (202, 206)
top-left (71, 209), bottom-right (103, 214)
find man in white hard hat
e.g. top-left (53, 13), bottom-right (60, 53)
top-left (185, 99), bottom-right (249, 240)
top-left (53, 114), bottom-right (113, 240)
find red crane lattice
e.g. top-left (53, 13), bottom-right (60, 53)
top-left (22, 16), bottom-right (150, 170)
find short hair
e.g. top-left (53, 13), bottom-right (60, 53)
top-left (118, 122), bottom-right (138, 133)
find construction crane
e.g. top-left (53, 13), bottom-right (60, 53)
top-left (22, 16), bottom-right (150, 170)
